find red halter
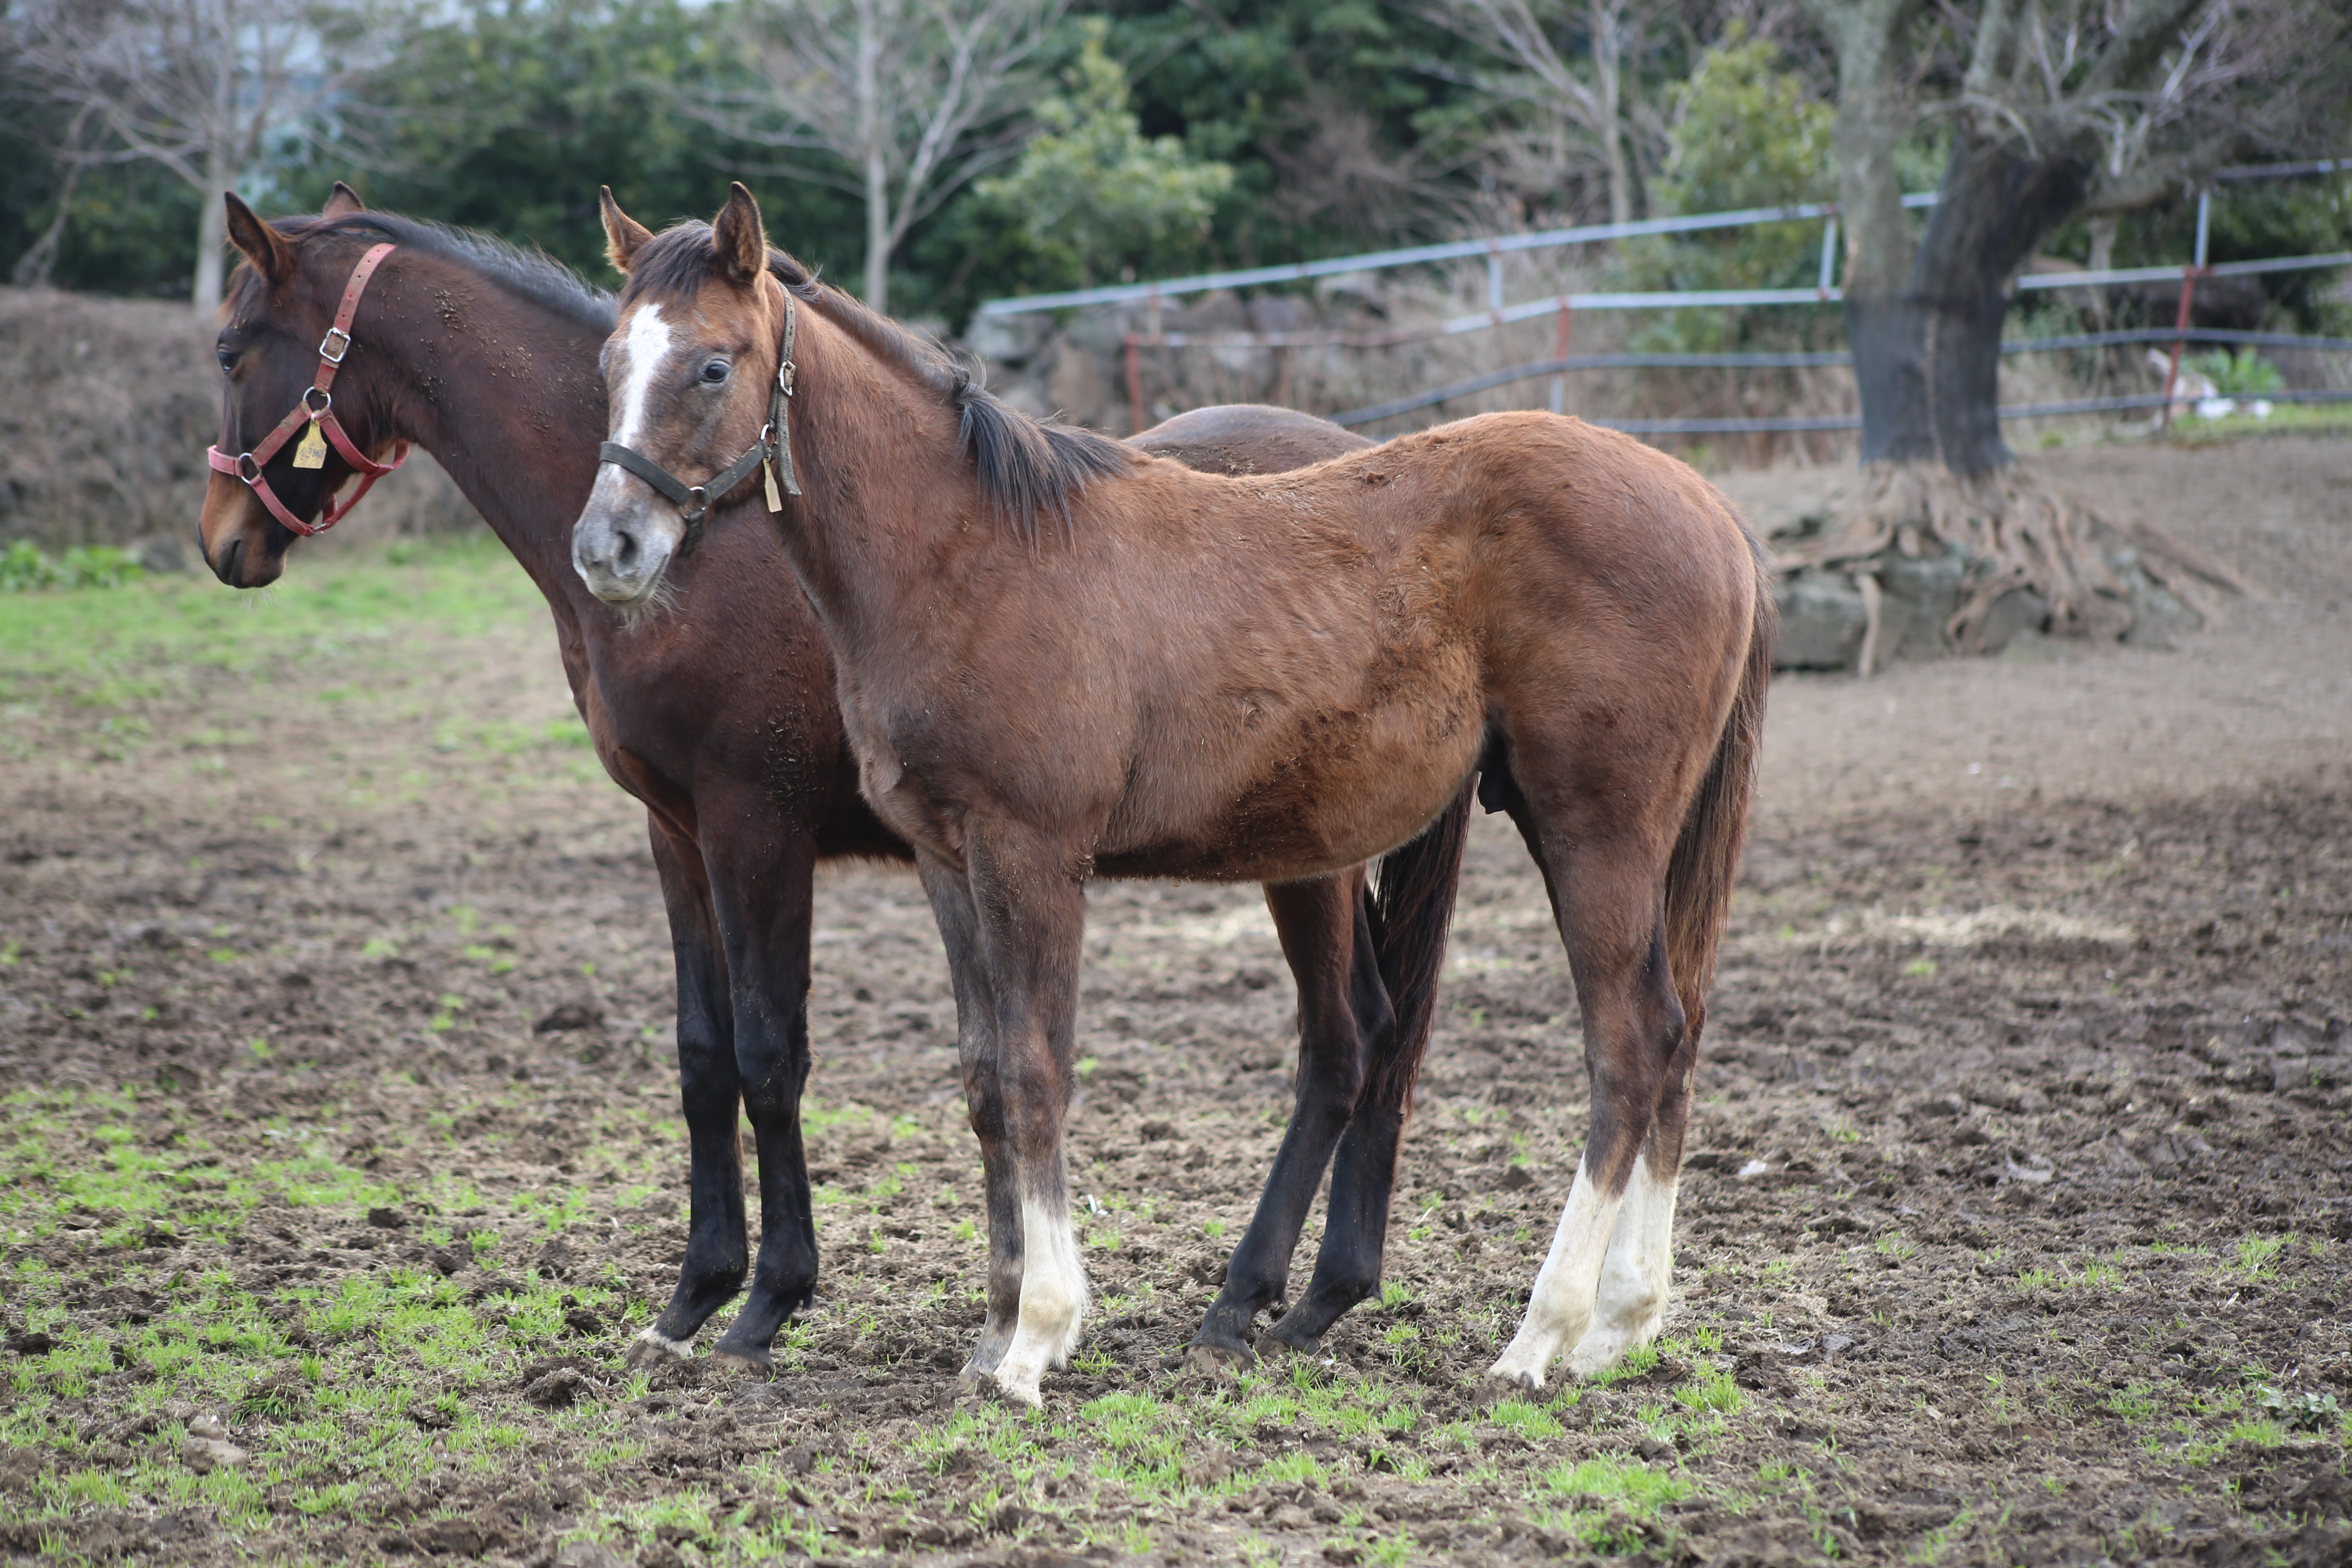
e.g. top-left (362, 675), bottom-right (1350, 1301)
top-left (206, 241), bottom-right (411, 537)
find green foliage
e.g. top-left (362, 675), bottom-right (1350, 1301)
top-left (0, 541), bottom-right (144, 593)
top-left (974, 23), bottom-right (1234, 292)
top-left (2189, 348), bottom-right (2284, 396)
top-left (1626, 28), bottom-right (1837, 352)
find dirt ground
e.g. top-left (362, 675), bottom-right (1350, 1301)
top-left (1, 435), bottom-right (2348, 1567)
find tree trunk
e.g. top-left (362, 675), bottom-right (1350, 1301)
top-left (193, 150), bottom-right (227, 312)
top-left (1846, 134), bottom-right (2091, 474)
top-left (1592, 0), bottom-right (1630, 228)
top-left (856, 0), bottom-right (889, 312)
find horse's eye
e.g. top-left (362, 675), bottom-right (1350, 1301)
top-left (216, 347), bottom-right (236, 374)
top-left (699, 359), bottom-right (729, 384)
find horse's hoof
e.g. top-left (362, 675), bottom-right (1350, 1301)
top-left (1185, 1339), bottom-right (1256, 1374)
top-left (1255, 1325), bottom-right (1321, 1361)
top-left (710, 1341), bottom-right (775, 1376)
top-left (978, 1372), bottom-right (1043, 1410)
top-left (626, 1327), bottom-right (694, 1368)
top-left (1483, 1361), bottom-right (1544, 1395)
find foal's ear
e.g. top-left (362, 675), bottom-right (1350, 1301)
top-left (321, 181), bottom-right (366, 218)
top-left (712, 182), bottom-right (769, 287)
top-left (600, 186), bottom-right (653, 274)
top-left (223, 192), bottom-right (293, 285)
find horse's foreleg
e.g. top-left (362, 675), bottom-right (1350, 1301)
top-left (633, 820), bottom-right (748, 1364)
top-left (955, 831), bottom-right (1088, 1408)
top-left (1490, 826), bottom-right (1686, 1391)
top-left (1194, 871), bottom-right (1385, 1365)
top-left (706, 830), bottom-right (821, 1370)
top-left (917, 853), bottom-right (1021, 1385)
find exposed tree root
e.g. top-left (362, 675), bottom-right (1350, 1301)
top-left (1772, 461), bottom-right (2258, 653)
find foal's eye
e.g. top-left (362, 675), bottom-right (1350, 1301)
top-left (699, 359), bottom-right (730, 384)
top-left (216, 347), bottom-right (236, 374)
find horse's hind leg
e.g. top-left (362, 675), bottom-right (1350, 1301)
top-left (1192, 870), bottom-right (1387, 1366)
top-left (1487, 791), bottom-right (1688, 1392)
top-left (917, 852), bottom-right (1024, 1385)
top-left (707, 828), bottom-right (822, 1370)
top-left (633, 820), bottom-right (749, 1364)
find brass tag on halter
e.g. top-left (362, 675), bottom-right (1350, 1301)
top-left (292, 420), bottom-right (328, 469)
top-left (763, 455), bottom-right (783, 513)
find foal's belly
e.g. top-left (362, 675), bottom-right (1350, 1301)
top-left (1092, 689), bottom-right (1486, 883)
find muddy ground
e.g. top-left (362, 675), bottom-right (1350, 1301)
top-left (1, 436), bottom-right (2348, 1566)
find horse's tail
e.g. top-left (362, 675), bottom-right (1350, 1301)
top-left (1364, 777), bottom-right (1476, 1112)
top-left (1664, 548), bottom-right (1775, 1043)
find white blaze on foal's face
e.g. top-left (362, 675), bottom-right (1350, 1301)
top-left (586, 303), bottom-right (676, 514)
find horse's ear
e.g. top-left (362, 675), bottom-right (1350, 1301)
top-left (712, 182), bottom-right (768, 287)
top-left (322, 181), bottom-right (366, 218)
top-left (223, 192), bottom-right (293, 284)
top-left (601, 187), bottom-right (653, 275)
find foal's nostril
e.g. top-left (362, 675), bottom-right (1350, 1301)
top-left (615, 528), bottom-right (641, 571)
top-left (219, 537), bottom-right (246, 588)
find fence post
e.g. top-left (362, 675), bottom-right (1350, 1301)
top-left (1486, 242), bottom-right (1504, 324)
top-left (2160, 190), bottom-right (2213, 430)
top-left (1126, 333), bottom-right (1145, 434)
top-left (1549, 297), bottom-right (1573, 414)
top-left (1817, 216), bottom-right (1839, 296)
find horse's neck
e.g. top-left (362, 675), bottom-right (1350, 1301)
top-left (376, 274), bottom-right (608, 622)
top-left (779, 318), bottom-right (972, 658)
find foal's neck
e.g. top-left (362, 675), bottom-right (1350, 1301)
top-left (764, 299), bottom-right (978, 660)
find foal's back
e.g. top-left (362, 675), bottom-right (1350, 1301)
top-left (1024, 412), bottom-right (1761, 884)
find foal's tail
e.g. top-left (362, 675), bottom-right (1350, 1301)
top-left (1364, 779), bottom-right (1477, 1112)
top-left (1664, 548), bottom-right (1776, 1044)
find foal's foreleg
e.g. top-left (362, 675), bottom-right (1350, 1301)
top-left (634, 822), bottom-right (748, 1363)
top-left (916, 854), bottom-right (1022, 1385)
top-left (1192, 872), bottom-right (1386, 1365)
top-left (1490, 853), bottom-right (1688, 1391)
top-left (955, 832), bottom-right (1089, 1408)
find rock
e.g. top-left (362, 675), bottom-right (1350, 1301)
top-left (523, 1369), bottom-right (590, 1409)
top-left (1872, 546), bottom-right (1969, 660)
top-left (366, 1207), bottom-right (405, 1229)
top-left (533, 1001), bottom-right (601, 1033)
top-left (1772, 568), bottom-right (1868, 670)
top-left (1974, 586), bottom-right (2051, 655)
top-left (181, 1436), bottom-right (248, 1473)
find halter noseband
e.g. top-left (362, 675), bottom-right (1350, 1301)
top-left (597, 292), bottom-right (801, 559)
top-left (206, 241), bottom-right (411, 537)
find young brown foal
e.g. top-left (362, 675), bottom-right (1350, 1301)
top-left (574, 187), bottom-right (1772, 1407)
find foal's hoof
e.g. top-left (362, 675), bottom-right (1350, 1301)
top-left (1483, 1362), bottom-right (1546, 1396)
top-left (976, 1372), bottom-right (1044, 1410)
top-left (626, 1326), bottom-right (695, 1368)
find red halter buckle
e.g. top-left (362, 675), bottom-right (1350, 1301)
top-left (206, 241), bottom-right (410, 538)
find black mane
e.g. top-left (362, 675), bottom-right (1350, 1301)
top-left (248, 210), bottom-right (616, 334)
top-left (622, 221), bottom-right (1132, 543)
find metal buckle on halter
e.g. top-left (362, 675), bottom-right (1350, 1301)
top-left (302, 386), bottom-right (333, 418)
top-left (318, 326), bottom-right (352, 365)
top-left (779, 359), bottom-right (795, 397)
top-left (234, 452), bottom-right (263, 483)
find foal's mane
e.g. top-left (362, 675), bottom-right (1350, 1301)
top-left (234, 211), bottom-right (617, 334)
top-left (622, 221), bottom-right (1133, 543)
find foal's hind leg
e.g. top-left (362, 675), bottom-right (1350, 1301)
top-left (1488, 806), bottom-right (1688, 1392)
top-left (1192, 871), bottom-right (1388, 1366)
top-left (633, 822), bottom-right (749, 1364)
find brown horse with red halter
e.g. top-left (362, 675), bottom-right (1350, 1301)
top-left (573, 185), bottom-right (1773, 1406)
top-left (198, 186), bottom-right (1468, 1374)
